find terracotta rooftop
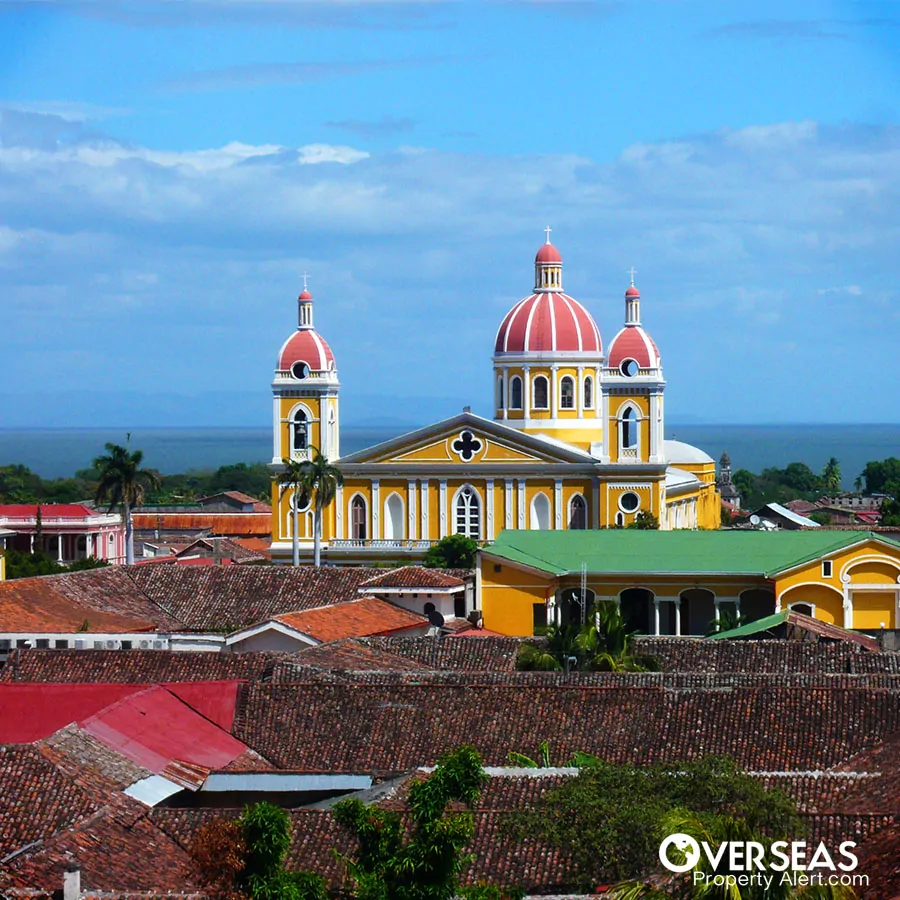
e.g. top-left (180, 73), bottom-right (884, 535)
top-left (131, 511), bottom-right (271, 536)
top-left (358, 566), bottom-right (469, 590)
top-left (232, 683), bottom-right (900, 775)
top-left (273, 597), bottom-right (428, 642)
top-left (0, 649), bottom-right (283, 683)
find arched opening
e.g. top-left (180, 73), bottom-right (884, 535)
top-left (292, 409), bottom-right (308, 453)
top-left (497, 377), bottom-right (504, 409)
top-left (530, 492), bottom-right (551, 530)
top-left (779, 584), bottom-right (843, 626)
top-left (614, 511), bottom-right (625, 528)
top-left (510, 376), bottom-right (523, 410)
top-left (383, 493), bottom-right (404, 541)
top-left (554, 587), bottom-right (596, 627)
top-left (455, 486), bottom-right (480, 539)
top-left (789, 602), bottom-right (814, 618)
top-left (533, 375), bottom-right (549, 410)
top-left (583, 375), bottom-right (593, 409)
top-left (350, 495), bottom-right (367, 541)
top-left (620, 588), bottom-right (653, 635)
top-left (739, 587), bottom-right (776, 624)
top-left (568, 494), bottom-right (587, 530)
top-left (560, 376), bottom-right (574, 409)
top-left (619, 405), bottom-right (637, 452)
top-left (679, 588), bottom-right (716, 636)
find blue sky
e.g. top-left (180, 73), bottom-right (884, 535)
top-left (1, 0), bottom-right (899, 427)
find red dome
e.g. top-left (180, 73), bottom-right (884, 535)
top-left (494, 293), bottom-right (602, 355)
top-left (535, 242), bottom-right (562, 264)
top-left (278, 329), bottom-right (335, 372)
top-left (625, 285), bottom-right (640, 298)
top-left (607, 326), bottom-right (660, 369)
top-left (298, 289), bottom-right (313, 301)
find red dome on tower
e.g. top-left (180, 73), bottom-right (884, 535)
top-left (535, 242), bottom-right (562, 264)
top-left (278, 329), bottom-right (335, 372)
top-left (495, 292), bottom-right (602, 354)
top-left (625, 285), bottom-right (640, 298)
top-left (607, 326), bottom-right (660, 369)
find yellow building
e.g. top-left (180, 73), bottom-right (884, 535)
top-left (479, 529), bottom-right (900, 636)
top-left (269, 237), bottom-right (720, 564)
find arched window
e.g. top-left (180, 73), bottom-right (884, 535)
top-left (583, 375), bottom-right (593, 409)
top-left (615, 511), bottom-right (625, 527)
top-left (497, 377), bottom-right (504, 409)
top-left (569, 494), bottom-right (587, 529)
top-left (351, 495), bottom-right (367, 541)
top-left (533, 376), bottom-right (549, 409)
top-left (384, 494), bottom-right (404, 541)
top-left (620, 406), bottom-right (637, 451)
top-left (510, 376), bottom-right (523, 410)
top-left (292, 409), bottom-right (308, 452)
top-left (530, 493), bottom-right (551, 530)
top-left (560, 376), bottom-right (574, 409)
top-left (455, 486), bottom-right (480, 539)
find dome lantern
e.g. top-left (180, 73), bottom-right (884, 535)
top-left (534, 226), bottom-right (563, 292)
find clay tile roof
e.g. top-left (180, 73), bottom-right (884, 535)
top-left (0, 649), bottom-right (283, 684)
top-left (0, 744), bottom-right (97, 858)
top-left (274, 598), bottom-right (427, 642)
top-left (282, 638), bottom-right (431, 673)
top-left (358, 566), bottom-right (467, 590)
top-left (131, 511), bottom-right (272, 536)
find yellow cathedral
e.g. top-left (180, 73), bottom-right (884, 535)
top-left (269, 235), bottom-right (720, 564)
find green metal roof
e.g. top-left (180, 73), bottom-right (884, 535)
top-left (483, 529), bottom-right (900, 578)
top-left (708, 611), bottom-right (789, 640)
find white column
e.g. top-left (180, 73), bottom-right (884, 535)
top-left (517, 479), bottom-right (526, 529)
top-left (524, 366), bottom-right (531, 420)
top-left (408, 480), bottom-right (417, 541)
top-left (503, 367), bottom-right (510, 420)
top-left (505, 479), bottom-right (514, 530)
top-left (577, 366), bottom-right (584, 415)
top-left (439, 480), bottom-right (448, 538)
top-left (371, 480), bottom-right (380, 540)
top-left (675, 598), bottom-right (682, 636)
top-left (486, 479), bottom-right (495, 540)
top-left (272, 396), bottom-right (281, 462)
top-left (601, 390), bottom-right (610, 460)
top-left (653, 598), bottom-right (661, 636)
top-left (554, 479), bottom-right (563, 530)
top-left (649, 393), bottom-right (660, 462)
top-left (57, 534), bottom-right (64, 563)
top-left (30, 533), bottom-right (35, 553)
top-left (86, 533), bottom-right (93, 559)
top-left (595, 367), bottom-right (602, 418)
top-left (843, 586), bottom-right (853, 629)
top-left (335, 485), bottom-right (344, 540)
top-left (420, 480), bottom-right (430, 540)
top-left (551, 365), bottom-right (559, 418)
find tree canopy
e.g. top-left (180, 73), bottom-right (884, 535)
top-left (423, 534), bottom-right (477, 569)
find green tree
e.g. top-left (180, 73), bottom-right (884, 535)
top-left (609, 808), bottom-right (856, 899)
top-left (859, 458), bottom-right (900, 495)
top-left (507, 756), bottom-right (803, 890)
top-left (5, 549), bottom-right (109, 580)
top-left (822, 457), bottom-right (842, 493)
top-left (276, 458), bottom-right (309, 568)
top-left (809, 510), bottom-right (832, 526)
top-left (206, 462), bottom-right (272, 500)
top-left (190, 802), bottom-right (326, 900)
top-left (423, 533), bottom-right (478, 569)
top-left (93, 441), bottom-right (162, 565)
top-left (333, 745), bottom-right (517, 900)
top-left (627, 511), bottom-right (659, 530)
top-left (732, 469), bottom-right (757, 504)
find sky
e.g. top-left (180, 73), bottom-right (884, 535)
top-left (1, 0), bottom-right (899, 427)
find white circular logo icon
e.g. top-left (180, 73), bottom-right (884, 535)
top-left (659, 834), bottom-right (701, 873)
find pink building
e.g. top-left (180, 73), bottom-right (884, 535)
top-left (0, 505), bottom-right (125, 564)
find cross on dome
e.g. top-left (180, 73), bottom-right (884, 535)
top-left (544, 225), bottom-right (552, 244)
top-left (302, 271), bottom-right (309, 291)
top-left (628, 266), bottom-right (637, 287)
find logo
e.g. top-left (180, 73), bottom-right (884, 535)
top-left (659, 834), bottom-right (701, 873)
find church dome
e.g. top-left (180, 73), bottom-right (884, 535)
top-left (494, 235), bottom-right (602, 356)
top-left (606, 325), bottom-right (659, 369)
top-left (278, 329), bottom-right (335, 373)
top-left (495, 292), bottom-right (602, 354)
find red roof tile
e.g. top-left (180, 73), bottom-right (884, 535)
top-left (131, 512), bottom-right (271, 536)
top-left (0, 504), bottom-right (98, 519)
top-left (275, 598), bottom-right (427, 641)
top-left (358, 566), bottom-right (468, 590)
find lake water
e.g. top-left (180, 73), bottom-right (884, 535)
top-left (1, 424), bottom-right (898, 489)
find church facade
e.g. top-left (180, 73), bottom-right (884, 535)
top-left (269, 237), bottom-right (720, 564)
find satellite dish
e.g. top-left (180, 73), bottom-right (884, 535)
top-left (428, 609), bottom-right (446, 629)
top-left (750, 515), bottom-right (761, 526)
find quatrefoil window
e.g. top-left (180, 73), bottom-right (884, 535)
top-left (451, 430), bottom-right (482, 462)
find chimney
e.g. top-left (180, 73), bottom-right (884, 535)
top-left (63, 866), bottom-right (81, 900)
top-left (462, 405), bottom-right (471, 414)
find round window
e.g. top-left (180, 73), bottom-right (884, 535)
top-left (291, 361), bottom-right (311, 380)
top-left (620, 491), bottom-right (640, 513)
top-left (291, 490), bottom-right (311, 512)
top-left (620, 359), bottom-right (639, 377)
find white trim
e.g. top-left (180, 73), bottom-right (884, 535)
top-left (548, 292), bottom-right (557, 350)
top-left (557, 293), bottom-right (584, 351)
top-left (554, 479), bottom-right (563, 530)
top-left (407, 480), bottom-right (417, 541)
top-left (517, 479), bottom-right (526, 529)
top-left (568, 492), bottom-right (587, 530)
top-left (383, 491), bottom-right (405, 542)
top-left (452, 483), bottom-right (482, 540)
top-left (371, 480), bottom-right (380, 540)
top-left (530, 491), bottom-right (551, 530)
top-left (439, 479), bottom-right (448, 538)
top-left (420, 480), bottom-right (429, 540)
top-left (559, 374), bottom-right (575, 410)
top-left (509, 374), bottom-right (524, 410)
top-left (523, 294), bottom-right (543, 350)
top-left (532, 374), bottom-right (550, 410)
top-left (348, 492), bottom-right (369, 541)
top-left (618, 490), bottom-right (641, 514)
top-left (486, 478), bottom-right (495, 540)
top-left (788, 600), bottom-right (816, 617)
top-left (505, 479), bottom-right (514, 530)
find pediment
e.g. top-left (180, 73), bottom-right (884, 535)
top-left (338, 413), bottom-right (593, 466)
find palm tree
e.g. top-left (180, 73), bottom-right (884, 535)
top-left (277, 446), bottom-right (343, 567)
top-left (609, 809), bottom-right (857, 900)
top-left (94, 441), bottom-right (161, 565)
top-left (277, 457), bottom-right (308, 567)
top-left (578, 602), bottom-right (658, 672)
